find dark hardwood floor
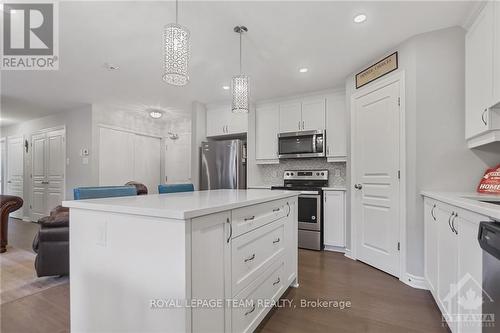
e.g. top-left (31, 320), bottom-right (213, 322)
top-left (6, 218), bottom-right (39, 252)
top-left (1, 241), bottom-right (446, 333)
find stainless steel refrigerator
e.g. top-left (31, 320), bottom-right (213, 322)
top-left (200, 140), bottom-right (246, 190)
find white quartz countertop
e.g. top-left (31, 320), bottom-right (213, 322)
top-left (63, 189), bottom-right (298, 220)
top-left (322, 187), bottom-right (347, 191)
top-left (421, 191), bottom-right (500, 221)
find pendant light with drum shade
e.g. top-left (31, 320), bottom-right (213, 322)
top-left (163, 0), bottom-right (190, 86)
top-left (232, 26), bottom-right (249, 113)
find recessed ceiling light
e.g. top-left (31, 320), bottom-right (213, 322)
top-left (104, 62), bottom-right (120, 70)
top-left (149, 110), bottom-right (163, 119)
top-left (299, 68), bottom-right (308, 73)
top-left (222, 85), bottom-right (230, 90)
top-left (354, 14), bottom-right (367, 23)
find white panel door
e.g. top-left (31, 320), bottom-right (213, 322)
top-left (7, 136), bottom-right (24, 218)
top-left (134, 135), bottom-right (161, 194)
top-left (0, 138), bottom-right (5, 194)
top-left (424, 199), bottom-right (438, 298)
top-left (301, 98), bottom-right (326, 131)
top-left (46, 129), bottom-right (65, 212)
top-left (99, 127), bottom-right (134, 186)
top-left (465, 3), bottom-right (494, 139)
top-left (494, 1), bottom-right (500, 106)
top-left (31, 132), bottom-right (47, 221)
top-left (279, 102), bottom-right (302, 133)
top-left (353, 80), bottom-right (400, 277)
top-left (326, 94), bottom-right (347, 158)
top-left (255, 104), bottom-right (279, 161)
top-left (165, 133), bottom-right (191, 184)
top-left (323, 191), bottom-right (345, 247)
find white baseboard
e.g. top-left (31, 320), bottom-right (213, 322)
top-left (324, 245), bottom-right (345, 253)
top-left (402, 273), bottom-right (428, 290)
top-left (344, 248), bottom-right (355, 260)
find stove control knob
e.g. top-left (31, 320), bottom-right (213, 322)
top-left (286, 172), bottom-right (289, 176)
top-left (316, 172), bottom-right (320, 176)
top-left (321, 172), bottom-right (325, 176)
top-left (290, 172), bottom-right (294, 176)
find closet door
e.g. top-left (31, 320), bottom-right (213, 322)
top-left (6, 136), bottom-right (24, 218)
top-left (99, 127), bottom-right (134, 186)
top-left (46, 129), bottom-right (65, 211)
top-left (134, 135), bottom-right (161, 194)
top-left (31, 132), bottom-right (47, 221)
top-left (165, 133), bottom-right (191, 184)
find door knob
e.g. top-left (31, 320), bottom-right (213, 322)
top-left (354, 184), bottom-right (363, 190)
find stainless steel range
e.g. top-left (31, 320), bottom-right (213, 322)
top-left (271, 170), bottom-right (328, 250)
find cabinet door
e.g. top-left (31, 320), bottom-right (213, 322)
top-left (326, 94), bottom-right (347, 159)
top-left (494, 1), bottom-right (500, 106)
top-left (191, 211), bottom-right (231, 333)
top-left (255, 104), bottom-right (279, 160)
top-left (457, 212), bottom-right (484, 333)
top-left (323, 191), bottom-right (345, 247)
top-left (301, 98), bottom-right (326, 131)
top-left (206, 107), bottom-right (229, 137)
top-left (437, 207), bottom-right (458, 332)
top-left (279, 102), bottom-right (302, 133)
top-left (227, 111), bottom-right (248, 135)
top-left (465, 3), bottom-right (494, 139)
top-left (424, 199), bottom-right (438, 298)
top-left (31, 132), bottom-right (47, 221)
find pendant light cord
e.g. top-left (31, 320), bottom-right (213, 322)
top-left (239, 30), bottom-right (242, 74)
top-left (175, 0), bottom-right (178, 24)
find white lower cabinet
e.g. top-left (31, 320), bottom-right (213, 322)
top-left (323, 190), bottom-right (346, 248)
top-left (191, 197), bottom-right (298, 333)
top-left (423, 197), bottom-right (487, 333)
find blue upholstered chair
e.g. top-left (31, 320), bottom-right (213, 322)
top-left (73, 186), bottom-right (137, 200)
top-left (158, 183), bottom-right (194, 194)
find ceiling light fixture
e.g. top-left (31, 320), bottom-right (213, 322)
top-left (232, 26), bottom-right (249, 113)
top-left (163, 0), bottom-right (190, 86)
top-left (353, 14), bottom-right (367, 23)
top-left (149, 110), bottom-right (164, 119)
top-left (299, 68), bottom-right (308, 73)
top-left (222, 85), bottom-right (230, 90)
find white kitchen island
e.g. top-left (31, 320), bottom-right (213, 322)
top-left (63, 189), bottom-right (299, 333)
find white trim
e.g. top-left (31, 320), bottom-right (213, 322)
top-left (326, 156), bottom-right (347, 163)
top-left (466, 130), bottom-right (500, 148)
top-left (255, 159), bottom-right (279, 165)
top-left (324, 245), bottom-right (345, 253)
top-left (349, 70), bottom-right (407, 282)
top-left (97, 123), bottom-right (164, 139)
top-left (403, 273), bottom-right (428, 290)
top-left (344, 248), bottom-right (355, 260)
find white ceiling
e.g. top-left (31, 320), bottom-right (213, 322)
top-left (1, 1), bottom-right (478, 126)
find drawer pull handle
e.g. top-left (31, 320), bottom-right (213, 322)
top-left (244, 254), bottom-right (256, 262)
top-left (244, 303), bottom-right (256, 316)
top-left (273, 237), bottom-right (281, 244)
top-left (226, 218), bottom-right (232, 243)
top-left (244, 216), bottom-right (255, 221)
top-left (430, 204), bottom-right (436, 221)
top-left (273, 277), bottom-right (281, 286)
top-left (273, 208), bottom-right (280, 212)
top-left (286, 202), bottom-right (291, 217)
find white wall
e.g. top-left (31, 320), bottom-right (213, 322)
top-left (0, 105), bottom-right (93, 217)
top-left (345, 26), bottom-right (500, 278)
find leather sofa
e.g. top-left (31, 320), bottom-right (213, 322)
top-left (0, 195), bottom-right (24, 253)
top-left (33, 184), bottom-right (146, 277)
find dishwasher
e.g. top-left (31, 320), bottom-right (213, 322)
top-left (478, 221), bottom-right (500, 332)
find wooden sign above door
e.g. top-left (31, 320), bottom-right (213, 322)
top-left (356, 52), bottom-right (398, 89)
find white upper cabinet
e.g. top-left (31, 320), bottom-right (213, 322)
top-left (206, 105), bottom-right (248, 137)
top-left (279, 99), bottom-right (326, 133)
top-left (325, 93), bottom-right (347, 161)
top-left (279, 102), bottom-right (302, 132)
top-left (465, 2), bottom-right (500, 147)
top-left (301, 98), bottom-right (326, 131)
top-left (255, 104), bottom-right (279, 163)
top-left (494, 1), bottom-right (500, 106)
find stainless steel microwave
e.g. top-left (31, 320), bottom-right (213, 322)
top-left (278, 130), bottom-right (325, 159)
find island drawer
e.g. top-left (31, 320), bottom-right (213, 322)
top-left (231, 199), bottom-right (289, 238)
top-left (231, 260), bottom-right (285, 333)
top-left (231, 217), bottom-right (285, 296)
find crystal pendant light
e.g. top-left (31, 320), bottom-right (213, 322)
top-left (163, 0), bottom-right (190, 86)
top-left (232, 26), bottom-right (249, 113)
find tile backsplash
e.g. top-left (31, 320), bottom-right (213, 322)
top-left (255, 159), bottom-right (346, 188)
